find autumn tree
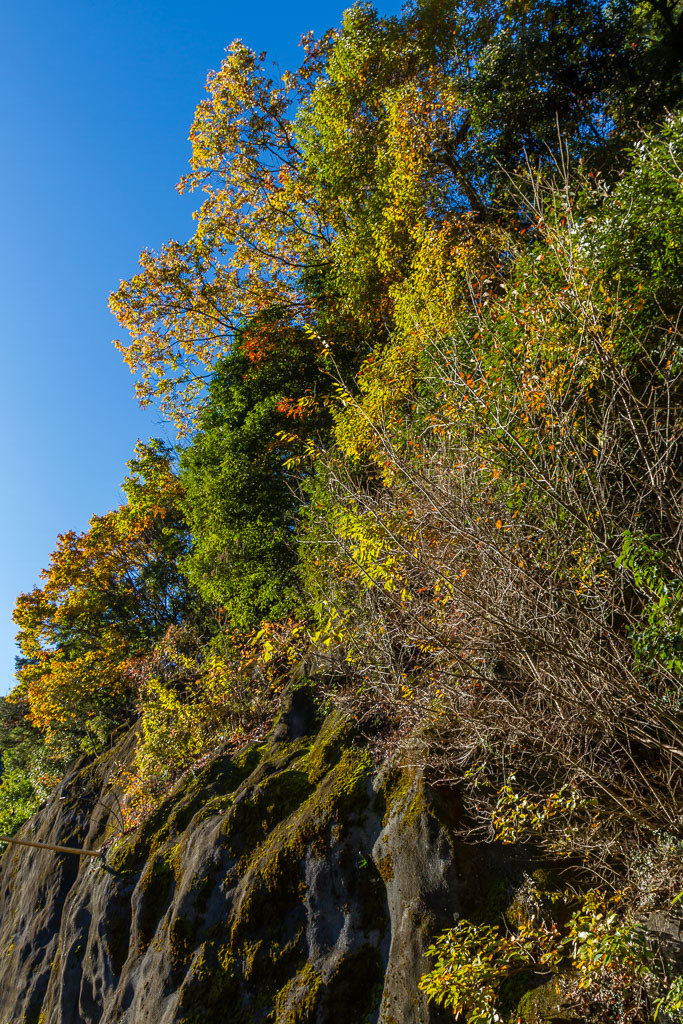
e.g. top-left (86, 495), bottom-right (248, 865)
top-left (12, 440), bottom-right (195, 745)
top-left (110, 0), bottom-right (683, 432)
top-left (109, 33), bottom-right (334, 430)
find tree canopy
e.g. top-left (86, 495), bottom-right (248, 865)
top-left (179, 312), bottom-right (330, 627)
top-left (110, 0), bottom-right (683, 430)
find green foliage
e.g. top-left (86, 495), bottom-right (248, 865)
top-left (7, 16), bottom-right (683, 1018)
top-left (586, 112), bottom-right (683, 329)
top-left (566, 891), bottom-right (652, 995)
top-left (109, 0), bottom-right (683, 428)
top-left (300, 110), bottom-right (683, 884)
top-left (655, 976), bottom-right (683, 1020)
top-left (179, 314), bottom-right (330, 628)
top-left (467, 0), bottom-right (683, 173)
top-left (419, 918), bottom-right (560, 1022)
top-left (617, 532), bottom-right (683, 674)
top-left (120, 620), bottom-right (307, 828)
top-left (0, 765), bottom-right (42, 842)
top-left (420, 890), bottom-right (660, 1024)
top-left (491, 777), bottom-right (592, 854)
top-left (0, 688), bottom-right (57, 841)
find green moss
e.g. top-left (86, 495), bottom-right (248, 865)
top-left (167, 916), bottom-right (197, 978)
top-left (165, 750), bottom-right (260, 836)
top-left (229, 842), bottom-right (304, 945)
top-left (109, 742), bottom-right (266, 878)
top-left (255, 930), bottom-right (308, 1009)
top-left (376, 851), bottom-right (394, 882)
top-left (240, 938), bottom-right (264, 980)
top-left (183, 863), bottom-right (222, 919)
top-left (106, 836), bottom-right (137, 874)
top-left (200, 923), bottom-right (311, 1021)
top-left (176, 941), bottom-right (250, 1024)
top-left (225, 745), bottom-right (373, 962)
top-left (222, 765), bottom-right (314, 857)
top-left (135, 845), bottom-right (178, 949)
top-left (135, 802), bottom-right (174, 860)
top-left (167, 835), bottom-right (196, 887)
top-left (190, 791), bottom-right (235, 825)
top-left (379, 765), bottom-right (409, 817)
top-left (98, 714), bottom-right (389, 1021)
top-left (328, 747), bottom-right (373, 820)
top-left (303, 711), bottom-right (352, 784)
top-left (273, 962), bottom-right (323, 1023)
top-left (232, 743), bottom-right (264, 773)
top-left (404, 785), bottom-right (428, 828)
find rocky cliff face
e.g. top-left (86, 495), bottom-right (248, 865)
top-left (0, 688), bottom-right (533, 1024)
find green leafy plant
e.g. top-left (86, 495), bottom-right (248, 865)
top-left (419, 917), bottom-right (562, 1023)
top-left (420, 890), bottom-right (660, 1024)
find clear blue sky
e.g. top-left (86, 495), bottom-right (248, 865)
top-left (0, 0), bottom-right (403, 694)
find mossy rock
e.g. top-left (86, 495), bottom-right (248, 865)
top-left (222, 763), bottom-right (314, 857)
top-left (176, 941), bottom-right (249, 1024)
top-left (103, 901), bottom-right (132, 975)
top-left (0, 701), bottom-right (460, 1024)
top-left (135, 845), bottom-right (178, 948)
top-left (377, 765), bottom-right (428, 830)
top-left (517, 977), bottom-right (576, 1023)
top-left (166, 747), bottom-right (266, 836)
top-left (222, 736), bottom-right (377, 985)
top-left (273, 962), bottom-right (323, 1023)
top-left (303, 711), bottom-right (353, 785)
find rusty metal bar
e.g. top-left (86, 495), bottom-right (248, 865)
top-left (0, 835), bottom-right (102, 858)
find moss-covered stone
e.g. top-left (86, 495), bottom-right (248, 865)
top-left (376, 851), bottom-right (394, 883)
top-left (104, 901), bottom-right (132, 975)
top-left (273, 962), bottom-right (323, 1023)
top-left (303, 711), bottom-right (352, 785)
top-left (221, 763), bottom-right (314, 857)
top-left (135, 845), bottom-right (178, 949)
top-left (378, 765), bottom-right (413, 826)
top-left (176, 940), bottom-right (249, 1024)
top-left (0, 700), bottom-right (471, 1024)
top-left (517, 977), bottom-right (575, 1022)
top-left (107, 835), bottom-right (137, 875)
top-left (218, 734), bottom-right (377, 1003)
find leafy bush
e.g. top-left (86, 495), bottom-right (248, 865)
top-left (0, 767), bottom-right (42, 839)
top-left (120, 621), bottom-right (305, 828)
top-left (0, 690), bottom-right (59, 842)
top-left (420, 888), bottom-right (668, 1024)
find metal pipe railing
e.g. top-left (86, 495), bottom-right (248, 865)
top-left (0, 835), bottom-right (102, 858)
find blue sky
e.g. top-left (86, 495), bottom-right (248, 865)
top-left (0, 0), bottom-right (403, 694)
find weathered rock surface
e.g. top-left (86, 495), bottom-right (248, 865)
top-left (0, 688), bottom-right (532, 1024)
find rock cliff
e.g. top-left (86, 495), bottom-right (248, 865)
top-left (0, 687), bottom-right (534, 1024)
